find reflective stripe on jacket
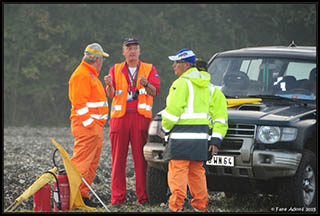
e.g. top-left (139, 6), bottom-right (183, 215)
top-left (69, 60), bottom-right (108, 128)
top-left (111, 61), bottom-right (153, 118)
top-left (162, 67), bottom-right (228, 161)
top-left (207, 79), bottom-right (228, 141)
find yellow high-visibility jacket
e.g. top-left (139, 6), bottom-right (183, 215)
top-left (162, 67), bottom-right (228, 161)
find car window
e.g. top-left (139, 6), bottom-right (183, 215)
top-left (285, 62), bottom-right (315, 80)
top-left (244, 59), bottom-right (262, 80)
top-left (208, 56), bottom-right (316, 100)
top-left (210, 58), bottom-right (230, 85)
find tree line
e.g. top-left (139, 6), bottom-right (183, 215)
top-left (4, 3), bottom-right (316, 126)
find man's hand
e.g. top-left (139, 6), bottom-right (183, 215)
top-left (104, 74), bottom-right (114, 98)
top-left (208, 145), bottom-right (219, 155)
top-left (104, 74), bottom-right (113, 87)
top-left (139, 75), bottom-right (156, 96)
top-left (139, 75), bottom-right (148, 87)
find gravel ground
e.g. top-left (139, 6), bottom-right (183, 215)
top-left (4, 126), bottom-right (128, 212)
top-left (3, 126), bottom-right (280, 213)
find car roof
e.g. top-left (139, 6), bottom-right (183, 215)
top-left (215, 46), bottom-right (316, 60)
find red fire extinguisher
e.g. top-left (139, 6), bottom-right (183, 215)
top-left (33, 183), bottom-right (51, 212)
top-left (53, 170), bottom-right (70, 211)
top-left (33, 149), bottom-right (70, 212)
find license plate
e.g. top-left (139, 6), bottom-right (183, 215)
top-left (206, 155), bottom-right (234, 167)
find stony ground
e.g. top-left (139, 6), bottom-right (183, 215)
top-left (3, 126), bottom-right (281, 213)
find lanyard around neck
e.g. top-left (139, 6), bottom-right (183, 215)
top-left (127, 62), bottom-right (139, 87)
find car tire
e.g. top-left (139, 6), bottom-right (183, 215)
top-left (279, 150), bottom-right (317, 207)
top-left (146, 165), bottom-right (168, 204)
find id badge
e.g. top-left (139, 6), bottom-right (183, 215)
top-left (127, 91), bottom-right (133, 101)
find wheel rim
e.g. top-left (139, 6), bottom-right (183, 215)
top-left (302, 165), bottom-right (315, 206)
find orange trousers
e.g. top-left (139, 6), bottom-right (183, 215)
top-left (168, 160), bottom-right (208, 212)
top-left (70, 118), bottom-right (103, 198)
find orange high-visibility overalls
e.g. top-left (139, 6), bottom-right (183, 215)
top-left (69, 60), bottom-right (108, 198)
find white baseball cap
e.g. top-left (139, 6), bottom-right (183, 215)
top-left (168, 48), bottom-right (196, 64)
top-left (84, 43), bottom-right (109, 58)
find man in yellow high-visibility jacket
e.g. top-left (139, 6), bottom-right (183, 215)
top-left (162, 48), bottom-right (228, 212)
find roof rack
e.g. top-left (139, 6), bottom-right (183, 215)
top-left (289, 41), bottom-right (296, 47)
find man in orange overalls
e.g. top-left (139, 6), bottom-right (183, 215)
top-left (68, 43), bottom-right (109, 207)
top-left (104, 37), bottom-right (160, 206)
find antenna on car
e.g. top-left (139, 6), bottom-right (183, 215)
top-left (289, 41), bottom-right (296, 47)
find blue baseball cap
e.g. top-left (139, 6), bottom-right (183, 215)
top-left (168, 48), bottom-right (196, 64)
